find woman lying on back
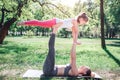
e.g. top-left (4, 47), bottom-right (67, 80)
top-left (43, 27), bottom-right (95, 77)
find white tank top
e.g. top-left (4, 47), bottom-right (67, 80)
top-left (56, 18), bottom-right (73, 29)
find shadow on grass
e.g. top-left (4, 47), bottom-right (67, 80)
top-left (66, 77), bottom-right (102, 80)
top-left (40, 77), bottom-right (53, 80)
top-left (0, 75), bottom-right (6, 80)
top-left (40, 77), bottom-right (102, 80)
top-left (0, 41), bottom-right (28, 54)
top-left (103, 48), bottom-right (120, 67)
top-left (106, 38), bottom-right (120, 47)
top-left (107, 41), bottom-right (120, 47)
top-left (105, 38), bottom-right (120, 40)
top-left (0, 41), bottom-right (29, 65)
top-left (40, 76), bottom-right (102, 80)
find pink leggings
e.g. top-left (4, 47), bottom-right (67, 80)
top-left (24, 18), bottom-right (56, 28)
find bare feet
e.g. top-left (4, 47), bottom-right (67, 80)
top-left (17, 22), bottom-right (25, 26)
top-left (52, 22), bottom-right (62, 33)
top-left (52, 27), bottom-right (59, 34)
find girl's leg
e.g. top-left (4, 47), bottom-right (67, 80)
top-left (18, 18), bottom-right (56, 28)
top-left (43, 33), bottom-right (56, 75)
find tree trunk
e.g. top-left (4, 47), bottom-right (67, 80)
top-left (0, 18), bottom-right (17, 44)
top-left (109, 28), bottom-right (112, 38)
top-left (41, 28), bottom-right (45, 36)
top-left (0, 26), bottom-right (8, 44)
top-left (20, 29), bottom-right (23, 36)
top-left (64, 34), bottom-right (68, 38)
top-left (100, 0), bottom-right (106, 49)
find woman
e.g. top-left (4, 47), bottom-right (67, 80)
top-left (17, 12), bottom-right (88, 45)
top-left (43, 27), bottom-right (95, 77)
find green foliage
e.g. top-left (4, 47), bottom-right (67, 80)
top-left (1, 0), bottom-right (120, 38)
top-left (59, 29), bottom-right (71, 38)
top-left (25, 30), bottom-right (34, 38)
top-left (104, 0), bottom-right (120, 36)
top-left (0, 0), bottom-right (29, 21)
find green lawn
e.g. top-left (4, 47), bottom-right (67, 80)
top-left (0, 36), bottom-right (120, 80)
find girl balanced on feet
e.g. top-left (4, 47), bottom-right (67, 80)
top-left (17, 12), bottom-right (88, 45)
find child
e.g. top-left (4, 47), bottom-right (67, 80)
top-left (17, 12), bottom-right (88, 45)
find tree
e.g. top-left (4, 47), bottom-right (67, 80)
top-left (0, 0), bottom-right (28, 44)
top-left (104, 0), bottom-right (120, 38)
top-left (32, 0), bottom-right (72, 37)
top-left (100, 0), bottom-right (106, 48)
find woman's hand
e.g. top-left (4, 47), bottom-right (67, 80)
top-left (52, 27), bottom-right (59, 34)
top-left (76, 41), bottom-right (81, 45)
top-left (73, 41), bottom-right (81, 45)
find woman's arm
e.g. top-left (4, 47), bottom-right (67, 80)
top-left (72, 26), bottom-right (78, 43)
top-left (70, 43), bottom-right (78, 76)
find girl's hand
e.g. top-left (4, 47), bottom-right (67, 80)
top-left (74, 41), bottom-right (81, 45)
top-left (52, 27), bottom-right (59, 34)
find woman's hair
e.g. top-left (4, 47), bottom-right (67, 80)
top-left (77, 12), bottom-right (88, 23)
top-left (82, 68), bottom-right (91, 76)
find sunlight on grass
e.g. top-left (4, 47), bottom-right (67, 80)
top-left (0, 36), bottom-right (120, 79)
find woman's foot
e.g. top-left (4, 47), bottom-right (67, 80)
top-left (52, 22), bottom-right (62, 34)
top-left (52, 27), bottom-right (59, 34)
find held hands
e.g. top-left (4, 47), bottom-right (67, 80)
top-left (76, 41), bottom-right (81, 45)
top-left (73, 41), bottom-right (81, 45)
top-left (52, 27), bottom-right (59, 34)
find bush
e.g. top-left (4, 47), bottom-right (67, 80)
top-left (25, 30), bottom-right (34, 38)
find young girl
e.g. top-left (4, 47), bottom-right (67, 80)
top-left (17, 12), bottom-right (88, 45)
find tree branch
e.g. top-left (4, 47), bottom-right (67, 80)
top-left (1, 4), bottom-right (14, 13)
top-left (32, 0), bottom-right (70, 17)
top-left (4, 18), bottom-right (17, 27)
top-left (16, 0), bottom-right (28, 17)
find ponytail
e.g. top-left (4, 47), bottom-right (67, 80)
top-left (77, 12), bottom-right (88, 23)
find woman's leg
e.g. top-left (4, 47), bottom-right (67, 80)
top-left (43, 33), bottom-right (56, 75)
top-left (43, 26), bottom-right (59, 75)
top-left (17, 18), bottom-right (56, 28)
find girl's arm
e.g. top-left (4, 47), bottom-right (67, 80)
top-left (72, 20), bottom-right (80, 45)
top-left (70, 43), bottom-right (78, 76)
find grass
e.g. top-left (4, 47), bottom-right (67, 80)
top-left (0, 36), bottom-right (120, 80)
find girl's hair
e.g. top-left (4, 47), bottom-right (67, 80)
top-left (77, 12), bottom-right (88, 23)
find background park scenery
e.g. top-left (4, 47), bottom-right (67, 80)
top-left (0, 0), bottom-right (120, 80)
